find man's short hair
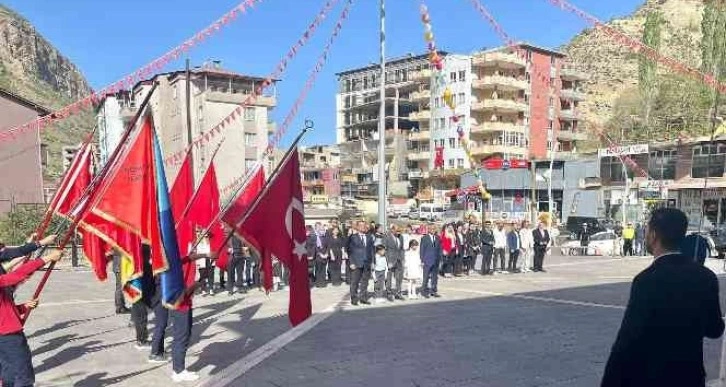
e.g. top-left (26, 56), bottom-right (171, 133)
top-left (648, 208), bottom-right (688, 251)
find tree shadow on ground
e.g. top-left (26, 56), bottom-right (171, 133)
top-left (27, 313), bottom-right (116, 339)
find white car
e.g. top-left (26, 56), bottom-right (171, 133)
top-left (561, 231), bottom-right (618, 256)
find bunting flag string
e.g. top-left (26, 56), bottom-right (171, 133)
top-left (164, 0), bottom-right (342, 166)
top-left (0, 0), bottom-right (263, 144)
top-left (221, 0), bottom-right (354, 197)
top-left (543, 0), bottom-right (726, 93)
top-left (468, 0), bottom-right (658, 188)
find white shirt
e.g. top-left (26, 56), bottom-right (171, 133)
top-left (493, 229), bottom-right (507, 249)
top-left (520, 227), bottom-right (534, 249)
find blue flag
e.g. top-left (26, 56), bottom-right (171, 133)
top-left (152, 131), bottom-right (186, 308)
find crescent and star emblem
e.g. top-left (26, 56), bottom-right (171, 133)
top-left (285, 198), bottom-right (307, 262)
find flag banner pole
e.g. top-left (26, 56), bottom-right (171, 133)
top-left (201, 122), bottom-right (312, 259)
top-left (22, 83), bottom-right (159, 325)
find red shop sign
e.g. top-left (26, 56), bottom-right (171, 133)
top-left (482, 158), bottom-right (529, 170)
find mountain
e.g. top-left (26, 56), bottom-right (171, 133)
top-left (0, 4), bottom-right (94, 180)
top-left (563, 0), bottom-right (704, 129)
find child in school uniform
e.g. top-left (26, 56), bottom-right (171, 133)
top-left (404, 240), bottom-right (423, 300)
top-left (373, 245), bottom-right (387, 304)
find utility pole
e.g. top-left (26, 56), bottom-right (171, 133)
top-left (377, 0), bottom-right (387, 228)
top-left (548, 136), bottom-right (556, 227)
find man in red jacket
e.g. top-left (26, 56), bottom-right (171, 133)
top-left (0, 249), bottom-right (62, 387)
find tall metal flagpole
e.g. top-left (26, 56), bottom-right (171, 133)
top-left (377, 0), bottom-right (387, 228)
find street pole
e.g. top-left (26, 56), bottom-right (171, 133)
top-left (548, 139), bottom-right (555, 227)
top-left (377, 0), bottom-right (387, 228)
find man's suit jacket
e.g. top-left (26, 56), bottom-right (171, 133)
top-left (419, 233), bottom-right (442, 267)
top-left (601, 253), bottom-right (725, 387)
top-left (346, 233), bottom-right (374, 269)
top-left (533, 228), bottom-right (550, 248)
top-left (506, 230), bottom-right (521, 252)
top-left (382, 232), bottom-right (404, 268)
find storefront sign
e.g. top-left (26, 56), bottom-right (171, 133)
top-left (638, 180), bottom-right (673, 189)
top-left (704, 188), bottom-right (726, 199)
top-left (597, 144), bottom-right (649, 158)
top-left (482, 158), bottom-right (530, 170)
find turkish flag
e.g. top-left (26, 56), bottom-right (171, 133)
top-left (170, 152), bottom-right (193, 222)
top-left (227, 151), bottom-right (311, 326)
top-left (178, 163), bottom-right (229, 269)
top-left (221, 165), bottom-right (265, 227)
top-left (52, 142), bottom-right (93, 217)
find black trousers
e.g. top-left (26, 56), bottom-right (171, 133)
top-left (114, 271), bottom-right (125, 310)
top-left (329, 259), bottom-right (342, 286)
top-left (131, 301), bottom-right (149, 343)
top-left (623, 239), bottom-right (634, 256)
top-left (422, 261), bottom-right (439, 295)
top-left (0, 333), bottom-right (34, 387)
top-left (494, 248), bottom-right (506, 271)
top-left (385, 260), bottom-right (403, 296)
top-left (453, 253), bottom-right (463, 275)
top-left (481, 245), bottom-right (493, 274)
top-left (226, 256), bottom-right (245, 293)
top-left (534, 247), bottom-right (547, 271)
top-left (245, 260), bottom-right (260, 288)
top-left (218, 266), bottom-right (225, 289)
top-left (508, 250), bottom-right (520, 271)
top-left (349, 266), bottom-right (371, 303)
top-left (150, 303), bottom-right (193, 373)
top-left (440, 254), bottom-right (454, 275)
top-left (314, 259), bottom-right (328, 288)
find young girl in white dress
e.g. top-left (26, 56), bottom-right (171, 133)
top-left (404, 239), bottom-right (423, 299)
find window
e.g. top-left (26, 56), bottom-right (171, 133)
top-left (449, 138), bottom-right (456, 148)
top-left (345, 79), bottom-right (351, 92)
top-left (458, 93), bottom-right (466, 105)
top-left (450, 72), bottom-right (457, 82)
top-left (438, 118), bottom-right (446, 130)
top-left (363, 77), bottom-right (369, 89)
top-left (244, 133), bottom-right (257, 146)
top-left (458, 71), bottom-right (466, 82)
top-left (173, 85), bottom-right (178, 100)
top-left (244, 107), bottom-right (256, 121)
top-left (245, 159), bottom-right (256, 170)
top-left (457, 158), bottom-right (464, 168)
top-left (692, 144), bottom-right (726, 178)
top-left (648, 150), bottom-right (676, 180)
top-left (448, 159), bottom-right (455, 168)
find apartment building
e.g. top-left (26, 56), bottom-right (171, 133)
top-left (300, 144), bottom-right (341, 205)
top-left (335, 53), bottom-right (444, 199)
top-left (98, 61), bottom-right (277, 189)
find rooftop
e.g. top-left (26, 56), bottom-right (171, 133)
top-left (336, 51), bottom-right (448, 77)
top-left (0, 87), bottom-right (51, 116)
top-left (477, 42), bottom-right (565, 58)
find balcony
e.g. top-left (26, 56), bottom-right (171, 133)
top-left (473, 52), bottom-right (526, 68)
top-left (410, 89), bottom-right (431, 102)
top-left (560, 89), bottom-right (586, 101)
top-left (408, 109), bottom-right (432, 121)
top-left (408, 169), bottom-right (428, 179)
top-left (470, 144), bottom-right (527, 156)
top-left (410, 69), bottom-right (432, 82)
top-left (206, 91), bottom-right (276, 107)
top-left (408, 149), bottom-right (431, 161)
top-left (472, 75), bottom-right (528, 91)
top-left (560, 108), bottom-right (580, 121)
top-left (470, 122), bottom-right (526, 135)
top-left (471, 99), bottom-right (529, 113)
top-left (409, 130), bottom-right (431, 141)
top-left (560, 66), bottom-right (588, 81)
top-left (557, 130), bottom-right (589, 141)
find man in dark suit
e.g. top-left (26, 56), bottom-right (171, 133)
top-left (383, 224), bottom-right (405, 301)
top-left (346, 220), bottom-right (374, 305)
top-left (601, 208), bottom-right (724, 387)
top-left (419, 224), bottom-right (442, 298)
top-left (532, 222), bottom-right (550, 272)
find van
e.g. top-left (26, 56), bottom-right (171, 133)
top-left (419, 204), bottom-right (445, 222)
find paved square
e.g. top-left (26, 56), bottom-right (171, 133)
top-left (15, 254), bottom-right (726, 386)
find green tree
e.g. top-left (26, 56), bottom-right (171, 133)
top-left (639, 11), bottom-right (663, 129)
top-left (0, 206), bottom-right (67, 245)
top-left (701, 0), bottom-right (726, 124)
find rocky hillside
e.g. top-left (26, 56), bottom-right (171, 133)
top-left (0, 4), bottom-right (94, 180)
top-left (563, 0), bottom-right (704, 127)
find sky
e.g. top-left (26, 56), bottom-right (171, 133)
top-left (4, 0), bottom-right (643, 147)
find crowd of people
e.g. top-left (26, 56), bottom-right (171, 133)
top-left (301, 218), bottom-right (553, 304)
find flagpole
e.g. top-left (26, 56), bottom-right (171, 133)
top-left (22, 83), bottom-right (159, 324)
top-left (376, 0), bottom-right (387, 229)
top-left (201, 121), bottom-right (312, 258)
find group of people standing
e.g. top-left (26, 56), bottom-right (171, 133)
top-left (302, 218), bottom-right (554, 305)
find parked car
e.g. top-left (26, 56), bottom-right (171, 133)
top-left (408, 207), bottom-right (420, 220)
top-left (561, 231), bottom-right (618, 256)
top-left (419, 204), bottom-right (445, 222)
top-left (565, 216), bottom-right (609, 238)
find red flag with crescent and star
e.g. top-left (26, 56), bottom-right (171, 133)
top-left (226, 150), bottom-right (311, 326)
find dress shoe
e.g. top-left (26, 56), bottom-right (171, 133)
top-left (395, 294), bottom-right (405, 300)
top-left (423, 293), bottom-right (430, 299)
top-left (351, 301), bottom-right (359, 306)
top-left (387, 296), bottom-right (394, 302)
top-left (431, 293), bottom-right (441, 298)
top-left (116, 307), bottom-right (131, 315)
top-left (360, 300), bottom-right (371, 305)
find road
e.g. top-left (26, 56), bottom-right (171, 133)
top-left (17, 254), bottom-right (726, 386)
